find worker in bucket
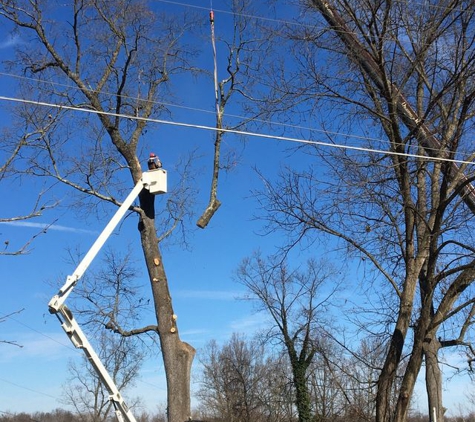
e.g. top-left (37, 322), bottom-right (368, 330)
top-left (147, 152), bottom-right (162, 170)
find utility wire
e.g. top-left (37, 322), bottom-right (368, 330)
top-left (2, 312), bottom-right (76, 352)
top-left (153, 0), bottom-right (303, 26)
top-left (0, 377), bottom-right (59, 399)
top-left (0, 70), bottom-right (434, 151)
top-left (22, 0), bottom-right (470, 68)
top-left (0, 71), bottom-right (472, 161)
top-left (153, 0), bottom-right (472, 27)
top-left (0, 94), bottom-right (473, 167)
top-left (1, 313), bottom-right (166, 395)
top-left (0, 1), bottom-right (468, 83)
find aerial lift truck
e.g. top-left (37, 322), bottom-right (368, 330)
top-left (48, 168), bottom-right (167, 422)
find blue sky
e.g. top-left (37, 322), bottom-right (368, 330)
top-left (0, 1), bottom-right (300, 412)
top-left (0, 127), bottom-right (287, 413)
top-left (0, 114), bottom-right (289, 412)
top-left (0, 0), bottom-right (473, 417)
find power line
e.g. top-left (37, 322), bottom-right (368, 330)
top-left (0, 0), bottom-right (468, 84)
top-left (0, 0), bottom-right (472, 158)
top-left (0, 377), bottom-right (59, 399)
top-left (2, 311), bottom-right (166, 395)
top-left (2, 312), bottom-right (76, 352)
top-left (0, 71), bottom-right (473, 164)
top-left (47, 0), bottom-right (475, 27)
top-left (0, 94), bottom-right (473, 167)
top-left (151, 0), bottom-right (475, 55)
top-left (3, 0), bottom-right (462, 84)
top-left (0, 314), bottom-right (165, 406)
top-left (0, 70), bottom-right (413, 149)
top-left (153, 0), bottom-right (307, 27)
top-left (153, 0), bottom-right (473, 28)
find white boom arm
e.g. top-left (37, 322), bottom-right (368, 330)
top-left (48, 169), bottom-right (167, 422)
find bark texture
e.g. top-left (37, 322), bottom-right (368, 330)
top-left (138, 181), bottom-right (196, 422)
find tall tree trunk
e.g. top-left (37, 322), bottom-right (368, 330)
top-left (293, 364), bottom-right (312, 422)
top-left (425, 337), bottom-right (444, 422)
top-left (393, 341), bottom-right (424, 422)
top-left (376, 274), bottom-right (418, 422)
top-left (376, 327), bottom-right (404, 422)
top-left (392, 293), bottom-right (438, 422)
top-left (138, 188), bottom-right (195, 422)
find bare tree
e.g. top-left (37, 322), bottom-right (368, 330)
top-left (197, 334), bottom-right (296, 422)
top-left (306, 337), bottom-right (347, 422)
top-left (63, 332), bottom-right (143, 422)
top-left (236, 252), bottom-right (340, 422)
top-left (0, 0), bottom-right (271, 416)
top-left (61, 248), bottom-right (145, 422)
top-left (197, 335), bottom-right (262, 422)
top-left (0, 309), bottom-right (24, 347)
top-left (0, 2), bottom-right (197, 420)
top-left (0, 117), bottom-right (57, 255)
top-left (255, 1), bottom-right (475, 421)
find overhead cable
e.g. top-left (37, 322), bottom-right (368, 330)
top-left (0, 95), bottom-right (473, 167)
top-left (0, 70), bottom-right (433, 150)
top-left (1, 66), bottom-right (473, 161)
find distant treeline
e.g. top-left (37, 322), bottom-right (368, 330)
top-left (2, 408), bottom-right (475, 422)
top-left (0, 409), bottom-right (164, 422)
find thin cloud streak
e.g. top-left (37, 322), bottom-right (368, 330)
top-left (0, 34), bottom-right (22, 49)
top-left (176, 289), bottom-right (245, 301)
top-left (0, 220), bottom-right (98, 235)
top-left (0, 332), bottom-right (76, 363)
top-left (230, 312), bottom-right (270, 332)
